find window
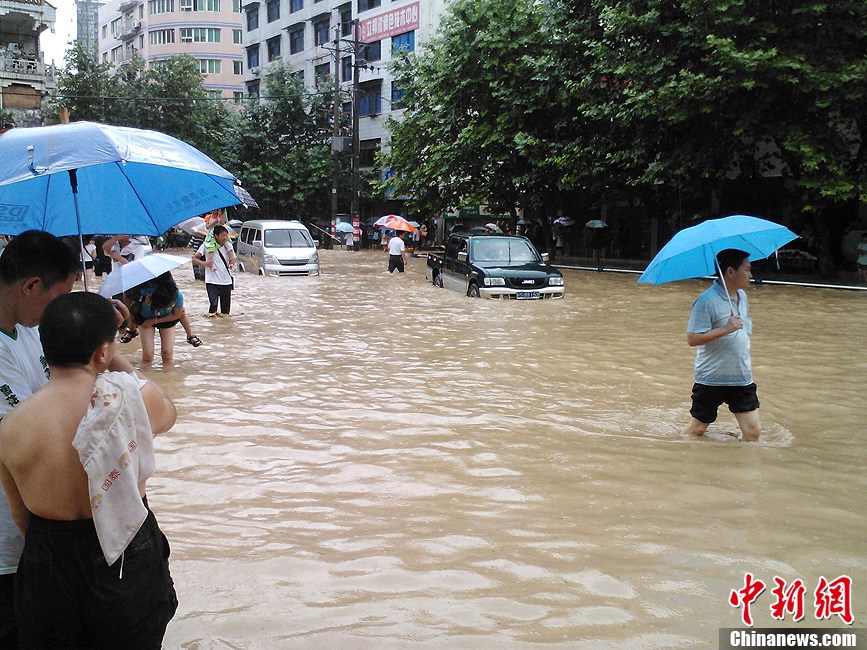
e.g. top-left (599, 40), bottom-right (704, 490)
top-left (197, 58), bottom-right (222, 74)
top-left (357, 0), bottom-right (379, 11)
top-left (392, 30), bottom-right (414, 53)
top-left (288, 24), bottom-right (304, 53)
top-left (267, 35), bottom-right (281, 61)
top-left (291, 69), bottom-right (304, 84)
top-left (233, 60), bottom-right (243, 74)
top-left (102, 52), bottom-right (108, 62)
top-left (102, 25), bottom-right (107, 39)
top-left (341, 55), bottom-right (351, 82)
top-left (178, 27), bottom-right (220, 42)
top-left (111, 18), bottom-right (122, 38)
top-left (149, 28), bottom-right (175, 44)
top-left (232, 0), bottom-right (241, 11)
top-left (290, 0), bottom-right (302, 12)
top-left (139, 5), bottom-right (144, 18)
top-left (313, 15), bottom-right (330, 45)
top-left (314, 62), bottom-right (329, 81)
top-left (247, 80), bottom-right (260, 96)
top-left (246, 7), bottom-right (259, 30)
top-left (340, 5), bottom-right (352, 36)
top-left (233, 29), bottom-right (243, 43)
top-left (233, 91), bottom-right (244, 104)
top-left (359, 138), bottom-right (380, 166)
top-left (208, 90), bottom-right (222, 100)
top-left (111, 46), bottom-right (122, 62)
top-left (358, 80), bottom-right (381, 116)
top-left (179, 0), bottom-right (217, 10)
top-left (391, 82), bottom-right (406, 108)
top-left (266, 0), bottom-right (279, 22)
top-left (360, 40), bottom-right (380, 63)
top-left (148, 0), bottom-right (174, 13)
top-left (247, 44), bottom-right (260, 68)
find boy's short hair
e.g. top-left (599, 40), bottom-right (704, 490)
top-left (212, 225), bottom-right (228, 237)
top-left (40, 292), bottom-right (117, 368)
top-left (716, 248), bottom-right (750, 274)
top-left (0, 230), bottom-right (79, 287)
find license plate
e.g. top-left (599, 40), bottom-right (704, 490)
top-left (516, 291), bottom-right (540, 300)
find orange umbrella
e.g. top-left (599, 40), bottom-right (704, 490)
top-left (373, 214), bottom-right (417, 233)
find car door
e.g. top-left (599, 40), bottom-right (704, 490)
top-left (441, 237), bottom-right (467, 293)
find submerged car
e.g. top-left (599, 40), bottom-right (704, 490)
top-left (236, 220), bottom-right (320, 276)
top-left (427, 234), bottom-right (564, 299)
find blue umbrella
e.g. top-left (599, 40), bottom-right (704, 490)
top-left (637, 215), bottom-right (798, 286)
top-left (334, 222), bottom-right (355, 234)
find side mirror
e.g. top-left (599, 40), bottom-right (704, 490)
top-left (253, 238), bottom-right (262, 246)
top-left (541, 252), bottom-right (549, 263)
top-left (313, 240), bottom-right (320, 248)
top-left (457, 251), bottom-right (468, 263)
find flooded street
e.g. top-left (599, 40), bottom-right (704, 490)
top-left (125, 248), bottom-right (865, 648)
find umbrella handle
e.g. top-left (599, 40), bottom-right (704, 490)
top-left (715, 260), bottom-right (735, 317)
top-left (68, 169), bottom-right (89, 292)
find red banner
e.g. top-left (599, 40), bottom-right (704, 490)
top-left (359, 2), bottom-right (419, 44)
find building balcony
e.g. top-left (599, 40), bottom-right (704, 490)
top-left (0, 56), bottom-right (55, 86)
top-left (119, 20), bottom-right (142, 41)
top-left (118, 0), bottom-right (140, 13)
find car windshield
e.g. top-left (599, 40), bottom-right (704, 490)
top-left (264, 228), bottom-right (313, 248)
top-left (472, 238), bottom-right (538, 264)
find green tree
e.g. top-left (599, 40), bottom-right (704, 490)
top-left (554, 0), bottom-right (867, 272)
top-left (383, 0), bottom-right (581, 219)
top-left (49, 47), bottom-right (227, 158)
top-left (221, 63), bottom-right (333, 220)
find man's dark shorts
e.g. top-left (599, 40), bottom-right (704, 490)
top-left (388, 254), bottom-right (405, 273)
top-left (689, 383), bottom-right (760, 424)
top-left (15, 503), bottom-right (177, 649)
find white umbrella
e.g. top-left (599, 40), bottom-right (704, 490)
top-left (97, 253), bottom-right (190, 298)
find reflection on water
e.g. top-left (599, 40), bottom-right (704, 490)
top-left (119, 250), bottom-right (865, 647)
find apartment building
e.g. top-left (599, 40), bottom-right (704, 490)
top-left (0, 0), bottom-right (57, 126)
top-left (76, 0), bottom-right (104, 60)
top-left (243, 0), bottom-right (446, 214)
top-left (98, 0), bottom-right (245, 101)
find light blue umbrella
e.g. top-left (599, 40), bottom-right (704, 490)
top-left (637, 215), bottom-right (798, 286)
top-left (334, 221), bottom-right (355, 234)
top-left (97, 253), bottom-right (190, 298)
top-left (0, 122), bottom-right (242, 287)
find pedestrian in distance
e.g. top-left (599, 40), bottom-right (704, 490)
top-left (387, 231), bottom-right (407, 273)
top-left (682, 248), bottom-right (762, 442)
top-left (0, 230), bottom-right (81, 646)
top-left (0, 291), bottom-right (178, 649)
top-left (857, 232), bottom-right (867, 284)
top-left (192, 225), bottom-right (236, 317)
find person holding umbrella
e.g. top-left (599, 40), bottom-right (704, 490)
top-left (682, 249), bottom-right (761, 442)
top-left (387, 230), bottom-right (407, 273)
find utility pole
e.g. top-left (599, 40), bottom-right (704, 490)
top-left (330, 24), bottom-right (341, 223)
top-left (351, 18), bottom-right (361, 225)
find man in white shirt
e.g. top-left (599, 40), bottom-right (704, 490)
top-left (102, 235), bottom-right (153, 271)
top-left (0, 231), bottom-right (80, 646)
top-left (387, 231), bottom-right (406, 273)
top-left (192, 225), bottom-right (236, 316)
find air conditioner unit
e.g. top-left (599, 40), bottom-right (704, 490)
top-left (250, 66), bottom-right (260, 75)
top-left (132, 21), bottom-right (142, 29)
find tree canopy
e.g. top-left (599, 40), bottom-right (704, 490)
top-left (383, 0), bottom-right (867, 268)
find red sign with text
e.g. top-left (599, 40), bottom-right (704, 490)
top-left (360, 2), bottom-right (420, 44)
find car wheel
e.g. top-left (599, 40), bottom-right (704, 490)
top-left (434, 273), bottom-right (443, 288)
top-left (258, 267), bottom-right (265, 276)
top-left (238, 261), bottom-right (246, 273)
top-left (468, 282), bottom-right (480, 298)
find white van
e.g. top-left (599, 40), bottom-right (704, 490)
top-left (236, 220), bottom-right (320, 276)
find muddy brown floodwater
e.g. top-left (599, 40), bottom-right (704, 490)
top-left (110, 248), bottom-right (865, 648)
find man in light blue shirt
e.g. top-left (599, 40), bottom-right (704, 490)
top-left (682, 249), bottom-right (761, 442)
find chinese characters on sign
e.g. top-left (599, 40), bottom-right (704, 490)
top-left (729, 573), bottom-right (853, 627)
top-left (360, 2), bottom-right (420, 44)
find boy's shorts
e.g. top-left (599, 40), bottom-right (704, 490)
top-left (689, 382), bottom-right (759, 424)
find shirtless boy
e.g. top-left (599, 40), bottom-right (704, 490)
top-left (0, 292), bottom-right (178, 649)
